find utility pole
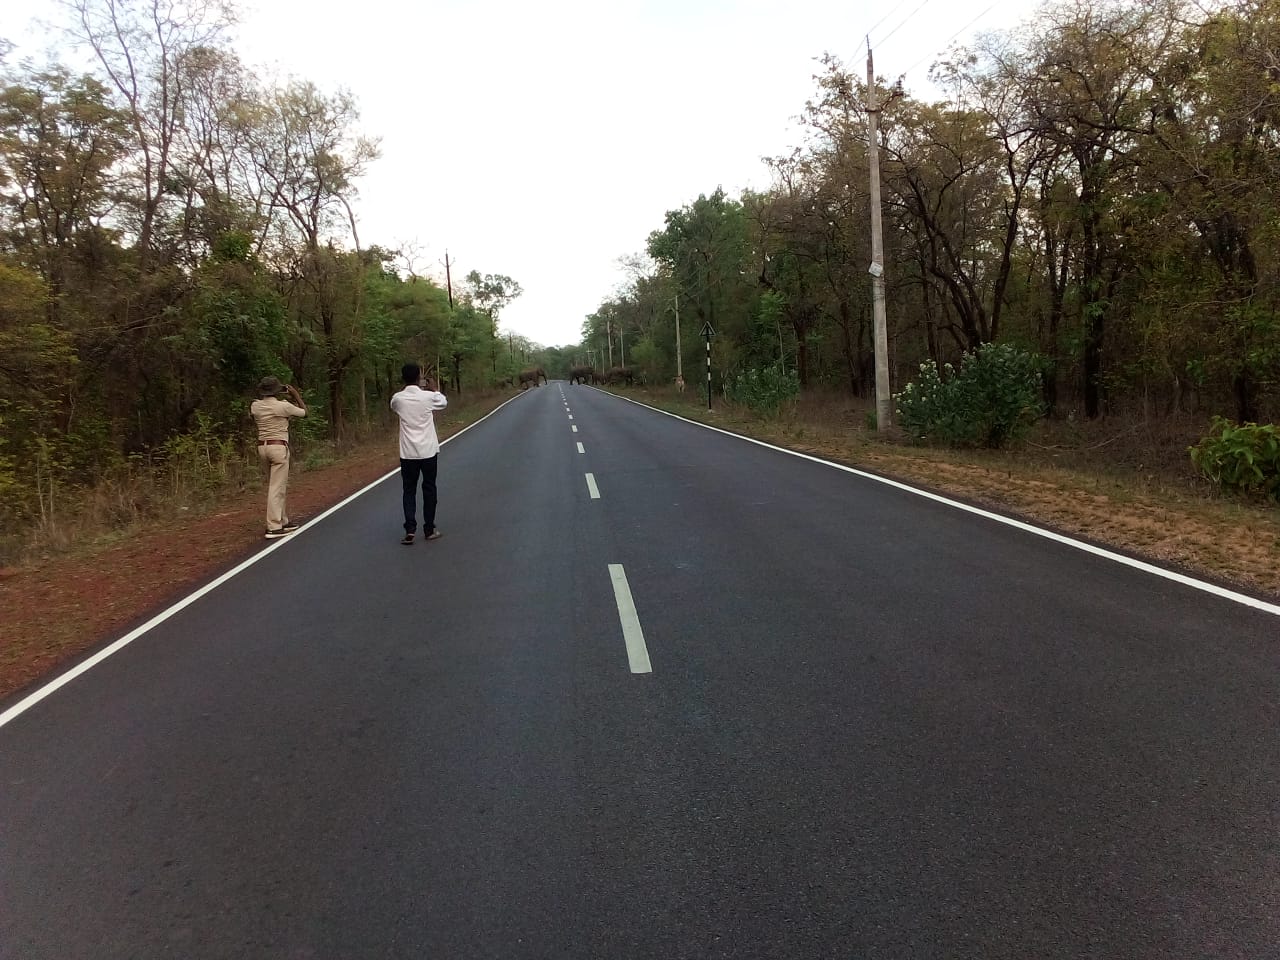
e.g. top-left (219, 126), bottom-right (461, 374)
top-left (443, 250), bottom-right (454, 309)
top-left (442, 250), bottom-right (456, 393)
top-left (866, 41), bottom-right (892, 432)
top-left (674, 291), bottom-right (683, 382)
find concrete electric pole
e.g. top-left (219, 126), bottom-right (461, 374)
top-left (443, 250), bottom-right (454, 309)
top-left (674, 291), bottom-right (683, 383)
top-left (866, 42), bottom-right (893, 432)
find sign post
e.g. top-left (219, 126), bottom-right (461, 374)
top-left (700, 320), bottom-right (715, 411)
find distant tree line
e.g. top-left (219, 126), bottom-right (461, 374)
top-left (585, 0), bottom-right (1279, 427)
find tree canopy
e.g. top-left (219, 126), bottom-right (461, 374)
top-left (583, 0), bottom-right (1280, 426)
top-left (0, 0), bottom-right (543, 533)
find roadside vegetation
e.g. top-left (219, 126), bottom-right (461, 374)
top-left (582, 0), bottom-right (1280, 539)
top-left (0, 390), bottom-right (511, 570)
top-left (0, 0), bottom-right (574, 565)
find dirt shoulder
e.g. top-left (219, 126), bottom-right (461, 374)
top-left (3, 385), bottom-right (1276, 705)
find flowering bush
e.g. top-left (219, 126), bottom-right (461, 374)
top-left (895, 343), bottom-right (1043, 448)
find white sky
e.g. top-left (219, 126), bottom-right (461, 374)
top-left (2, 0), bottom-right (1043, 347)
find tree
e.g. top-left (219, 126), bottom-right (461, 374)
top-left (1014, 0), bottom-right (1176, 417)
top-left (1138, 0), bottom-right (1280, 420)
top-left (250, 80), bottom-right (380, 434)
top-left (463, 270), bottom-right (523, 376)
top-left (0, 67), bottom-right (129, 319)
top-left (65, 0), bottom-right (237, 267)
top-left (648, 188), bottom-right (756, 383)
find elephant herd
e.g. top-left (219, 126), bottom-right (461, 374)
top-left (507, 365), bottom-right (642, 389)
top-left (567, 365), bottom-right (638, 386)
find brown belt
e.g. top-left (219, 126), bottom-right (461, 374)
top-left (258, 439), bottom-right (289, 446)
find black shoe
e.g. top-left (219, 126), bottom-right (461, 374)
top-left (281, 521), bottom-right (300, 532)
top-left (425, 529), bottom-right (442, 541)
top-left (265, 528), bottom-right (294, 539)
top-left (401, 532), bottom-right (415, 545)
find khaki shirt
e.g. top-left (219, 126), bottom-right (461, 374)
top-left (251, 397), bottom-right (306, 442)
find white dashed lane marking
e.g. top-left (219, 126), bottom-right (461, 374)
top-left (608, 564), bottom-right (652, 674)
top-left (585, 473), bottom-right (600, 499)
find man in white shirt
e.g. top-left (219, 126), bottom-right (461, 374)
top-left (390, 363), bottom-right (449, 545)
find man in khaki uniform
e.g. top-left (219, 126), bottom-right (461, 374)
top-left (250, 376), bottom-right (307, 539)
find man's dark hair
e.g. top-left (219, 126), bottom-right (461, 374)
top-left (401, 362), bottom-right (421, 385)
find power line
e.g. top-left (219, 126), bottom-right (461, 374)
top-left (901, 0), bottom-right (1005, 78)
top-left (864, 0), bottom-right (917, 44)
top-left (848, 0), bottom-right (915, 72)
top-left (877, 0), bottom-right (936, 46)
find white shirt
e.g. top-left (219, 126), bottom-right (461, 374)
top-left (390, 385), bottom-right (448, 459)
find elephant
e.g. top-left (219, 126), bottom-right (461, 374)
top-left (605, 366), bottom-right (636, 386)
top-left (518, 367), bottom-right (548, 389)
top-left (568, 365), bottom-right (594, 385)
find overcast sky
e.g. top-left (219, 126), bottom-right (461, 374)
top-left (3, 0), bottom-right (1043, 347)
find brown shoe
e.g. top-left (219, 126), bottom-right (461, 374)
top-left (425, 529), bottom-right (442, 541)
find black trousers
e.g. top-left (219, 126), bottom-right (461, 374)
top-left (400, 455), bottom-right (438, 534)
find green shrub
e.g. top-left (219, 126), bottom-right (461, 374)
top-left (895, 343), bottom-right (1043, 448)
top-left (724, 363), bottom-right (800, 415)
top-left (157, 411), bottom-right (244, 502)
top-left (1189, 417), bottom-right (1280, 501)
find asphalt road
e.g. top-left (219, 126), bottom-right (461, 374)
top-left (2, 382), bottom-right (1278, 959)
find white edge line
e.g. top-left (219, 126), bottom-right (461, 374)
top-left (0, 390), bottom-right (529, 730)
top-left (608, 564), bottom-right (652, 674)
top-left (601, 391), bottom-right (1280, 619)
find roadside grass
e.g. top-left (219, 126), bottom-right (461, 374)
top-left (0, 389), bottom-right (514, 573)
top-left (604, 383), bottom-right (1280, 598)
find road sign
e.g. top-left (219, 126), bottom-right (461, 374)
top-left (700, 321), bottom-right (715, 339)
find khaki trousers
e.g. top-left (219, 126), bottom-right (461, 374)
top-left (258, 443), bottom-right (290, 529)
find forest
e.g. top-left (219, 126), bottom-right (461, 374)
top-left (0, 0), bottom-right (559, 549)
top-left (587, 0), bottom-right (1279, 440)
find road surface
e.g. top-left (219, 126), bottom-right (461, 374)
top-left (3, 382), bottom-right (1278, 958)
